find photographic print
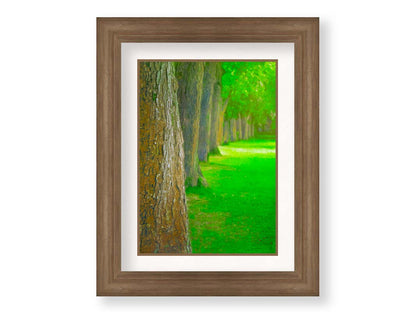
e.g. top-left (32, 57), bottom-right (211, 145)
top-left (138, 61), bottom-right (277, 254)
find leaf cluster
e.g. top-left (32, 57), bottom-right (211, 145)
top-left (221, 62), bottom-right (276, 126)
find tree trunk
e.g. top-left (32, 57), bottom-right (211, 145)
top-left (217, 98), bottom-right (229, 146)
top-left (209, 63), bottom-right (223, 154)
top-left (241, 116), bottom-right (247, 140)
top-left (223, 119), bottom-right (230, 144)
top-left (198, 62), bottom-right (216, 162)
top-left (241, 115), bottom-right (250, 140)
top-left (236, 114), bottom-right (242, 140)
top-left (176, 62), bottom-right (207, 187)
top-left (209, 86), bottom-right (221, 154)
top-left (139, 62), bottom-right (191, 254)
top-left (217, 107), bottom-right (224, 146)
top-left (230, 119), bottom-right (237, 141)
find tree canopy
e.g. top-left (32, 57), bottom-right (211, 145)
top-left (221, 61), bottom-right (276, 127)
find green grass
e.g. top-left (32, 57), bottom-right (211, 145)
top-left (186, 137), bottom-right (276, 254)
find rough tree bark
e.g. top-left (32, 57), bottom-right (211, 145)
top-left (209, 84), bottom-right (221, 153)
top-left (217, 107), bottom-right (224, 146)
top-left (139, 62), bottom-right (191, 254)
top-left (209, 63), bottom-right (223, 154)
top-left (176, 62), bottom-right (207, 187)
top-left (217, 98), bottom-right (229, 146)
top-left (198, 62), bottom-right (217, 162)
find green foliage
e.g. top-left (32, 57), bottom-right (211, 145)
top-left (221, 62), bottom-right (276, 127)
top-left (186, 137), bottom-right (276, 253)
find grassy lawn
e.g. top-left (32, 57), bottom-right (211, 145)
top-left (186, 137), bottom-right (277, 254)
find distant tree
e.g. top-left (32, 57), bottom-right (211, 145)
top-left (221, 62), bottom-right (276, 134)
top-left (198, 62), bottom-right (217, 162)
top-left (208, 63), bottom-right (224, 154)
top-left (176, 62), bottom-right (207, 187)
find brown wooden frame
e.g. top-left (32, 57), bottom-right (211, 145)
top-left (97, 17), bottom-right (319, 296)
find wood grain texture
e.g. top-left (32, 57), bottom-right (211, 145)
top-left (97, 17), bottom-right (319, 296)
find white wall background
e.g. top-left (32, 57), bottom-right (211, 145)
top-left (0, 0), bottom-right (415, 310)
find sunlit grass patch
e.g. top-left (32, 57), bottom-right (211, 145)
top-left (187, 137), bottom-right (276, 254)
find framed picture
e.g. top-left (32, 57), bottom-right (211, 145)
top-left (97, 18), bottom-right (319, 296)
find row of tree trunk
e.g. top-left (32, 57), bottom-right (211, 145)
top-left (138, 61), bottom-right (256, 253)
top-left (222, 115), bottom-right (256, 144)
top-left (175, 62), bottom-right (227, 187)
